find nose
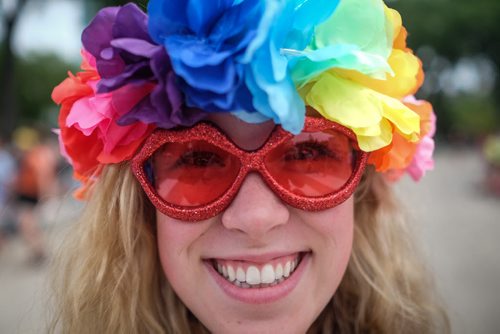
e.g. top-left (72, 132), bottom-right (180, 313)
top-left (221, 173), bottom-right (290, 239)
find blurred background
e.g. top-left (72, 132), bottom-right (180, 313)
top-left (0, 0), bottom-right (499, 333)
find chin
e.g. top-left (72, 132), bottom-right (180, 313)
top-left (195, 304), bottom-right (321, 334)
top-left (208, 320), bottom-right (312, 334)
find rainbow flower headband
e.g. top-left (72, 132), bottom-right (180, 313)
top-left (52, 0), bottom-right (435, 197)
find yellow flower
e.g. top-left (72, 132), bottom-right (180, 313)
top-left (300, 71), bottom-right (420, 152)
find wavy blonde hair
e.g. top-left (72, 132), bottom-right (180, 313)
top-left (49, 164), bottom-right (449, 333)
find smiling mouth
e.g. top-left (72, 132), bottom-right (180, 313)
top-left (211, 253), bottom-right (305, 289)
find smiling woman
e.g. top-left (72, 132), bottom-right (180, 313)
top-left (50, 1), bottom-right (448, 333)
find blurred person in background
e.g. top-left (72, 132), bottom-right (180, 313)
top-left (0, 135), bottom-right (16, 251)
top-left (483, 134), bottom-right (500, 196)
top-left (12, 127), bottom-right (59, 263)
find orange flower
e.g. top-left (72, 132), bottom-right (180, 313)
top-left (368, 97), bottom-right (435, 174)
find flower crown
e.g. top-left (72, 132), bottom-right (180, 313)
top-left (52, 0), bottom-right (435, 198)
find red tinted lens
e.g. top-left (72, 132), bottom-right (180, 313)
top-left (264, 130), bottom-right (355, 197)
top-left (150, 141), bottom-right (240, 207)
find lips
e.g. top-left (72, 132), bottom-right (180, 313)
top-left (205, 252), bottom-right (310, 304)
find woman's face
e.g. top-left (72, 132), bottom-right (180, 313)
top-left (156, 114), bottom-right (354, 333)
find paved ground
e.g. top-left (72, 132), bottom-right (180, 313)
top-left (0, 147), bottom-right (499, 333)
top-left (0, 195), bottom-right (81, 334)
top-left (396, 147), bottom-right (500, 334)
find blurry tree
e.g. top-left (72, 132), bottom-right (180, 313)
top-left (390, 0), bottom-right (500, 62)
top-left (85, 0), bottom-right (143, 18)
top-left (0, 0), bottom-right (29, 137)
top-left (15, 53), bottom-right (77, 126)
top-left (389, 0), bottom-right (500, 140)
top-left (0, 0), bottom-right (142, 137)
top-left (0, 50), bottom-right (77, 128)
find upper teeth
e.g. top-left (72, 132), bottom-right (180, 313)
top-left (214, 256), bottom-right (300, 287)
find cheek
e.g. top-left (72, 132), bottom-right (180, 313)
top-left (321, 198), bottom-right (354, 271)
top-left (299, 198), bottom-right (354, 302)
top-left (326, 198), bottom-right (354, 262)
top-left (155, 212), bottom-right (209, 300)
top-left (316, 196), bottom-right (354, 251)
top-left (156, 214), bottom-right (183, 283)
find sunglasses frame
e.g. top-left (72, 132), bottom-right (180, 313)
top-left (131, 116), bottom-right (368, 221)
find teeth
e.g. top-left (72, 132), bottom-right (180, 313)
top-left (246, 266), bottom-right (260, 285)
top-left (236, 267), bottom-right (246, 282)
top-left (223, 266), bottom-right (228, 278)
top-left (227, 265), bottom-right (235, 282)
top-left (284, 261), bottom-right (291, 278)
top-left (214, 254), bottom-right (303, 288)
top-left (275, 263), bottom-right (283, 280)
top-left (261, 264), bottom-right (275, 284)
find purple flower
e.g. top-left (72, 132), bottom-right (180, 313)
top-left (82, 3), bottom-right (204, 128)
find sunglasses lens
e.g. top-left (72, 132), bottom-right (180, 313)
top-left (264, 130), bottom-right (356, 197)
top-left (150, 141), bottom-right (240, 207)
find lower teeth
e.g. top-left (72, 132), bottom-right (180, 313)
top-left (229, 277), bottom-right (286, 289)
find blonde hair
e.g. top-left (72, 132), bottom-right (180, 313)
top-left (50, 164), bottom-right (449, 333)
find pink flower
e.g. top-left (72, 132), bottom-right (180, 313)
top-left (65, 82), bottom-right (155, 164)
top-left (52, 50), bottom-right (155, 187)
top-left (404, 97), bottom-right (436, 181)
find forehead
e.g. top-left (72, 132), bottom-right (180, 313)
top-left (206, 113), bottom-right (275, 151)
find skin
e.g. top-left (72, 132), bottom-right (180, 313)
top-left (156, 114), bottom-right (354, 333)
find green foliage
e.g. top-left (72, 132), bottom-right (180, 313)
top-left (85, 0), bottom-right (146, 18)
top-left (5, 52), bottom-right (77, 127)
top-left (389, 0), bottom-right (500, 138)
top-left (445, 96), bottom-right (499, 137)
top-left (390, 0), bottom-right (500, 61)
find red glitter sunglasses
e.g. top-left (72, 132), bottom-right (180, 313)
top-left (131, 116), bottom-right (368, 221)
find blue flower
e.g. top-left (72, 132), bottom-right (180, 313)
top-left (148, 0), bottom-right (340, 133)
top-left (148, 0), bottom-right (264, 112)
top-left (242, 0), bottom-right (340, 133)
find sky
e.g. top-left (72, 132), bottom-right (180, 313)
top-left (11, 0), bottom-right (84, 63)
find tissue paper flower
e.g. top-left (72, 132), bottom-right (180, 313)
top-left (290, 0), bottom-right (393, 85)
top-left (333, 7), bottom-right (424, 99)
top-left (82, 3), bottom-right (204, 128)
top-left (368, 97), bottom-right (435, 178)
top-left (52, 0), bottom-right (437, 192)
top-left (52, 50), bottom-right (154, 183)
top-left (299, 71), bottom-right (420, 153)
top-left (241, 0), bottom-right (340, 133)
top-left (405, 98), bottom-right (436, 181)
top-left (298, 2), bottom-right (433, 175)
top-left (148, 0), bottom-right (340, 134)
top-left (147, 0), bottom-right (264, 113)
